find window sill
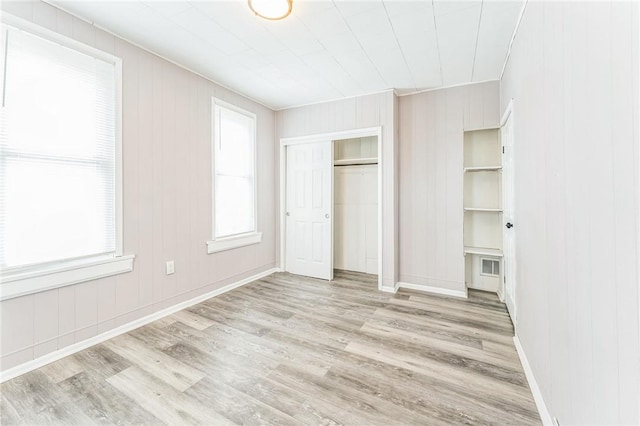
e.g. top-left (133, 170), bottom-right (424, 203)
top-left (207, 232), bottom-right (262, 254)
top-left (0, 254), bottom-right (135, 301)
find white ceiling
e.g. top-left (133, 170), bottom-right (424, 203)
top-left (49, 0), bottom-right (524, 110)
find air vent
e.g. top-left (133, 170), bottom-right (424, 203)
top-left (480, 257), bottom-right (500, 277)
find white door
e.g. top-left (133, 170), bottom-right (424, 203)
top-left (501, 109), bottom-right (517, 324)
top-left (285, 142), bottom-right (333, 280)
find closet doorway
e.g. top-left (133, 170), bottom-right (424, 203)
top-left (333, 137), bottom-right (378, 275)
top-left (280, 128), bottom-right (382, 289)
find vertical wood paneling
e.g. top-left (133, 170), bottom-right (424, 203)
top-left (151, 56), bottom-right (164, 305)
top-left (400, 95), bottom-right (414, 278)
top-left (613, 2), bottom-right (640, 423)
top-left (174, 70), bottom-right (190, 297)
top-left (397, 81), bottom-right (498, 292)
top-left (57, 286), bottom-right (75, 348)
top-left (55, 8), bottom-right (71, 38)
top-left (161, 64), bottom-right (178, 301)
top-left (1, 1), bottom-right (32, 18)
top-left (0, 0), bottom-right (276, 371)
top-left (136, 51), bottom-right (155, 306)
top-left (541, 3), bottom-right (570, 422)
top-left (586, 3), bottom-right (618, 424)
top-left (71, 17), bottom-right (94, 47)
top-left (500, 1), bottom-right (639, 424)
top-left (31, 1), bottom-right (56, 31)
top-left (445, 87), bottom-right (464, 283)
top-left (33, 290), bottom-right (58, 346)
top-left (0, 296), bottom-right (34, 356)
top-left (482, 81), bottom-right (499, 128)
top-left (97, 277), bottom-right (116, 324)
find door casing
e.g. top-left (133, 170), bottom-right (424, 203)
top-left (501, 100), bottom-right (517, 325)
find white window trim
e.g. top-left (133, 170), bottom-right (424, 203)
top-left (0, 14), bottom-right (131, 300)
top-left (0, 254), bottom-right (135, 301)
top-left (208, 97), bottom-right (260, 254)
top-left (207, 232), bottom-right (262, 254)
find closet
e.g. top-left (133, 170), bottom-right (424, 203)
top-left (333, 136), bottom-right (378, 275)
top-left (463, 129), bottom-right (503, 293)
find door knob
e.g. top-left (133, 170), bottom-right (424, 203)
top-left (286, 212), bottom-right (290, 216)
top-left (325, 214), bottom-right (330, 219)
top-left (505, 222), bottom-right (513, 229)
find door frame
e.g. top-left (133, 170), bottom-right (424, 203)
top-left (280, 126), bottom-right (383, 291)
top-left (500, 99), bottom-right (516, 324)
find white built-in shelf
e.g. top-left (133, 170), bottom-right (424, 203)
top-left (464, 246), bottom-right (503, 257)
top-left (334, 157), bottom-right (378, 166)
top-left (464, 207), bottom-right (503, 212)
top-left (464, 166), bottom-right (502, 172)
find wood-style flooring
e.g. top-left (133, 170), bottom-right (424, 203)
top-left (0, 271), bottom-right (540, 425)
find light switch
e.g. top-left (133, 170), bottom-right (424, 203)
top-left (166, 260), bottom-right (175, 275)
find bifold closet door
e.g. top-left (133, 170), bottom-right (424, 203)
top-left (285, 142), bottom-right (333, 280)
top-left (334, 164), bottom-right (378, 274)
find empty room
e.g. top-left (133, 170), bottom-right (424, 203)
top-left (0, 0), bottom-right (638, 424)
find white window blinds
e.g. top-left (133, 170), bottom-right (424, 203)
top-left (0, 25), bottom-right (117, 270)
top-left (213, 102), bottom-right (256, 239)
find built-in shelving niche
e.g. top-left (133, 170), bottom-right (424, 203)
top-left (463, 128), bottom-right (503, 293)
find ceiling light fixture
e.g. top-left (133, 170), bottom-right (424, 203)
top-left (248, 0), bottom-right (292, 20)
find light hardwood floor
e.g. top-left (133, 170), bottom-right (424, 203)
top-left (0, 271), bottom-right (540, 425)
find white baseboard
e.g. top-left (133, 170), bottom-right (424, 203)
top-left (397, 281), bottom-right (468, 299)
top-left (380, 285), bottom-right (398, 293)
top-left (513, 335), bottom-right (553, 425)
top-left (0, 267), bottom-right (279, 383)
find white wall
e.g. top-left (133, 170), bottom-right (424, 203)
top-left (500, 1), bottom-right (639, 424)
top-left (276, 91), bottom-right (398, 289)
top-left (0, 1), bottom-right (277, 372)
top-left (397, 81), bottom-right (499, 293)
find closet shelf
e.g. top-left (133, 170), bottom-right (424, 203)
top-left (334, 157), bottom-right (378, 166)
top-left (464, 246), bottom-right (503, 257)
top-left (464, 166), bottom-right (502, 172)
top-left (464, 207), bottom-right (503, 212)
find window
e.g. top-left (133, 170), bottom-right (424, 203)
top-left (0, 18), bottom-right (132, 300)
top-left (207, 99), bottom-right (261, 253)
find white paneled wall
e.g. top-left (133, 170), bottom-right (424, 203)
top-left (334, 165), bottom-right (378, 274)
top-left (500, 2), bottom-right (639, 424)
top-left (397, 81), bottom-right (500, 293)
top-left (0, 1), bottom-right (276, 372)
top-left (276, 91), bottom-right (397, 289)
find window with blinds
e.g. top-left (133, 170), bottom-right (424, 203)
top-left (212, 100), bottom-right (257, 240)
top-left (0, 24), bottom-right (118, 272)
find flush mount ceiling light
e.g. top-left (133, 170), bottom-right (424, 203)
top-left (248, 0), bottom-right (292, 20)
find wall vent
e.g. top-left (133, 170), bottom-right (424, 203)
top-left (480, 257), bottom-right (500, 277)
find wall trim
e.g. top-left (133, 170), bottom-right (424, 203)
top-left (1, 255), bottom-right (135, 301)
top-left (380, 284), bottom-right (398, 294)
top-left (499, 0), bottom-right (529, 81)
top-left (397, 281), bottom-right (468, 299)
top-left (275, 89), bottom-right (395, 112)
top-left (513, 335), bottom-right (554, 425)
top-left (395, 79), bottom-right (500, 98)
top-left (0, 267), bottom-right (280, 383)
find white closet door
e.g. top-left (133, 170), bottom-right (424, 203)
top-left (285, 142), bottom-right (333, 280)
top-left (502, 110), bottom-right (517, 324)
